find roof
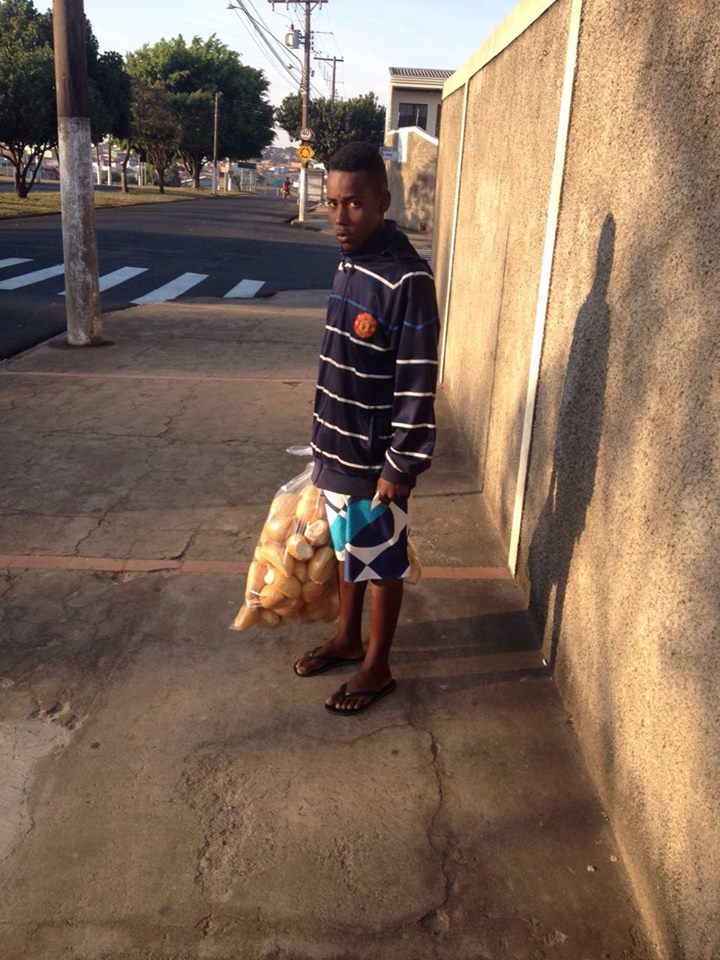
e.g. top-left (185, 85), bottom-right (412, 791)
top-left (389, 67), bottom-right (454, 81)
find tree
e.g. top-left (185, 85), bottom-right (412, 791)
top-left (0, 0), bottom-right (56, 197)
top-left (126, 35), bottom-right (274, 189)
top-left (129, 80), bottom-right (180, 193)
top-left (275, 92), bottom-right (386, 166)
top-left (91, 51), bottom-right (132, 192)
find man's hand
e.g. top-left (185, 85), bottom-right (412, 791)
top-left (376, 477), bottom-right (410, 505)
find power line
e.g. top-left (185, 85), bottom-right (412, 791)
top-left (229, 6), bottom-right (299, 92)
top-left (232, 1), bottom-right (301, 87)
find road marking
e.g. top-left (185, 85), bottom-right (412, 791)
top-left (59, 265), bottom-right (149, 296)
top-left (224, 278), bottom-right (265, 299)
top-left (131, 272), bottom-right (208, 305)
top-left (0, 258), bottom-right (32, 270)
top-left (0, 264), bottom-right (64, 290)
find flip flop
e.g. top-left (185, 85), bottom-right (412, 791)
top-left (324, 679), bottom-right (397, 715)
top-left (293, 647), bottom-right (365, 677)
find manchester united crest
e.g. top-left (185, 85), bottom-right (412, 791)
top-left (353, 311), bottom-right (378, 339)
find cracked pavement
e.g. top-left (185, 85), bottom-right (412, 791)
top-left (0, 294), bottom-right (654, 959)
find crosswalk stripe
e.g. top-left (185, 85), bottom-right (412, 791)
top-left (131, 272), bottom-right (208, 305)
top-left (59, 266), bottom-right (149, 296)
top-left (0, 258), bottom-right (32, 271)
top-left (0, 264), bottom-right (64, 290)
top-left (224, 278), bottom-right (265, 299)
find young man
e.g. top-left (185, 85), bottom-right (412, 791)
top-left (294, 141), bottom-right (440, 714)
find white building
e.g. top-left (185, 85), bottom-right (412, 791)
top-left (385, 67), bottom-right (454, 139)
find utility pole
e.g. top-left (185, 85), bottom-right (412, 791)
top-left (270, 1), bottom-right (326, 222)
top-left (315, 55), bottom-right (343, 103)
top-left (213, 92), bottom-right (221, 194)
top-left (298, 0), bottom-right (312, 222)
top-left (52, 0), bottom-right (101, 346)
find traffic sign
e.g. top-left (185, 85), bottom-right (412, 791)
top-left (296, 144), bottom-right (315, 164)
top-left (300, 127), bottom-right (314, 141)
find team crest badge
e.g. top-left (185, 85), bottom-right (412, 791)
top-left (353, 311), bottom-right (378, 339)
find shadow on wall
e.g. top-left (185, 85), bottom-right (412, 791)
top-left (405, 167), bottom-right (436, 232)
top-left (528, 213), bottom-right (615, 669)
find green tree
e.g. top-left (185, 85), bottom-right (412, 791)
top-left (0, 0), bottom-right (56, 197)
top-left (275, 92), bottom-right (386, 166)
top-left (90, 51), bottom-right (132, 192)
top-left (129, 80), bottom-right (180, 194)
top-left (126, 35), bottom-right (274, 189)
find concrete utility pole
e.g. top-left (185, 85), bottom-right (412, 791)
top-left (270, 0), bottom-right (326, 222)
top-left (213, 93), bottom-right (221, 194)
top-left (52, 0), bottom-right (101, 346)
top-left (315, 55), bottom-right (343, 103)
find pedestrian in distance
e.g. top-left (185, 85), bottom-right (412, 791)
top-left (293, 141), bottom-right (440, 714)
top-left (281, 176), bottom-right (291, 202)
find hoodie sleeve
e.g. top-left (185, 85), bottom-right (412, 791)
top-left (381, 270), bottom-right (440, 486)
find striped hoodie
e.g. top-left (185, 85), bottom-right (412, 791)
top-left (310, 219), bottom-right (440, 498)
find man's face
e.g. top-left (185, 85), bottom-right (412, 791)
top-left (326, 170), bottom-right (390, 253)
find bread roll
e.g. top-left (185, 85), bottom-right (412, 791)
top-left (305, 519), bottom-right (329, 547)
top-left (259, 609), bottom-right (281, 628)
top-left (245, 560), bottom-right (267, 597)
top-left (260, 584), bottom-right (287, 609)
top-left (271, 491), bottom-right (299, 517)
top-left (302, 579), bottom-right (328, 604)
top-left (276, 574), bottom-right (302, 600)
top-left (233, 604), bottom-right (260, 631)
top-left (308, 545), bottom-right (336, 584)
top-left (295, 484), bottom-right (323, 523)
top-left (304, 598), bottom-right (336, 622)
top-left (261, 514), bottom-right (294, 544)
top-left (275, 597), bottom-right (304, 620)
top-left (286, 532), bottom-right (313, 561)
top-left (256, 543), bottom-right (294, 577)
top-left (294, 560), bottom-right (309, 583)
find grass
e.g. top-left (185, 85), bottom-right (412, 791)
top-left (0, 183), bottom-right (243, 220)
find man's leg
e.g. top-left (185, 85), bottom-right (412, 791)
top-left (325, 577), bottom-right (403, 711)
top-left (294, 569), bottom-right (367, 675)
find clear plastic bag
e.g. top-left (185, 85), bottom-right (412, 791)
top-left (232, 463), bottom-right (339, 632)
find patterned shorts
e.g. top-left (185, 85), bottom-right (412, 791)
top-left (323, 491), bottom-right (411, 583)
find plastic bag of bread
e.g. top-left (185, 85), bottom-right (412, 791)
top-left (232, 463), bottom-right (339, 632)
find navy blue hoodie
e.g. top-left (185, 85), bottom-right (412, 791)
top-left (311, 220), bottom-right (440, 498)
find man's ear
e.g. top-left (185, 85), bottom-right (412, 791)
top-left (380, 189), bottom-right (391, 213)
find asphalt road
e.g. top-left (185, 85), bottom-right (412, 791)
top-left (0, 194), bottom-right (339, 359)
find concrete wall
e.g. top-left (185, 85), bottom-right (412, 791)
top-left (434, 1), bottom-right (720, 958)
top-left (385, 127), bottom-right (438, 234)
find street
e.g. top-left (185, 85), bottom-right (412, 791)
top-left (0, 193), bottom-right (340, 359)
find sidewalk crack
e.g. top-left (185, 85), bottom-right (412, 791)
top-left (410, 708), bottom-right (455, 942)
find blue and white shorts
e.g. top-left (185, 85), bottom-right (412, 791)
top-left (323, 491), bottom-right (411, 583)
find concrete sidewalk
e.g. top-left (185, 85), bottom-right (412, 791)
top-left (0, 293), bottom-right (653, 960)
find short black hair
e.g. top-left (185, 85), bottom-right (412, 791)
top-left (328, 141), bottom-right (388, 193)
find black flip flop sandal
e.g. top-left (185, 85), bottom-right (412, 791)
top-left (325, 679), bottom-right (397, 715)
top-left (293, 647), bottom-right (365, 677)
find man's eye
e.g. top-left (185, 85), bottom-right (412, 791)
top-left (350, 201), bottom-right (362, 208)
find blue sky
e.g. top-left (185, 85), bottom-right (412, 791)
top-left (83, 0), bottom-right (519, 109)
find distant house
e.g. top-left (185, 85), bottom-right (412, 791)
top-left (385, 67), bottom-right (454, 138)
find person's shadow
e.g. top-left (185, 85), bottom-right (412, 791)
top-left (529, 213), bottom-right (615, 669)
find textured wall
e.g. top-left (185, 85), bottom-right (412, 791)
top-left (516, 2), bottom-right (720, 958)
top-left (439, 0), bottom-right (569, 546)
top-left (431, 86), bottom-right (464, 325)
top-left (386, 130), bottom-right (438, 234)
top-left (438, 0), bottom-right (720, 955)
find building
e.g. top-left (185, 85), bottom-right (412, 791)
top-left (385, 67), bottom-right (454, 139)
